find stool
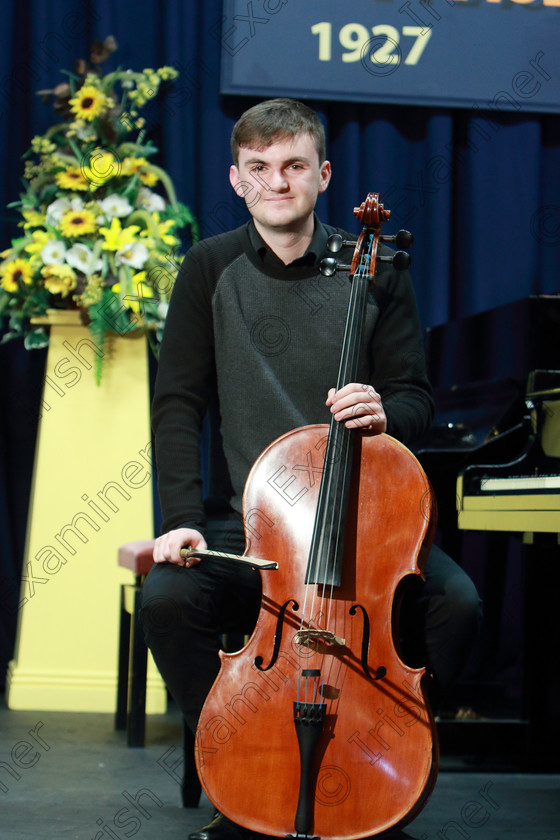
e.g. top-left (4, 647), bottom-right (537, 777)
top-left (116, 539), bottom-right (157, 747)
top-left (115, 539), bottom-right (201, 807)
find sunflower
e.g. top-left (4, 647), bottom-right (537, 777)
top-left (68, 84), bottom-right (108, 122)
top-left (55, 166), bottom-right (90, 192)
top-left (59, 208), bottom-right (97, 237)
top-left (40, 264), bottom-right (77, 297)
top-left (0, 258), bottom-right (35, 291)
top-left (82, 150), bottom-right (121, 188)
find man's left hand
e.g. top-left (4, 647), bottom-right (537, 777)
top-left (326, 383), bottom-right (387, 433)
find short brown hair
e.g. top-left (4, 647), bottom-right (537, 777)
top-left (230, 99), bottom-right (326, 166)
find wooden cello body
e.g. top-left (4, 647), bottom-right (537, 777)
top-left (195, 195), bottom-right (439, 838)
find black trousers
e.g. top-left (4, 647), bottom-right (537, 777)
top-left (140, 521), bottom-right (481, 735)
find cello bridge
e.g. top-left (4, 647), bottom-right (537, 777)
top-left (294, 629), bottom-right (345, 648)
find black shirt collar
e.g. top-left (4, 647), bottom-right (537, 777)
top-left (248, 216), bottom-right (329, 269)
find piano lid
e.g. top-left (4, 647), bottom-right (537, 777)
top-left (425, 295), bottom-right (560, 392)
top-left (416, 296), bottom-right (560, 457)
top-left (414, 377), bottom-right (525, 455)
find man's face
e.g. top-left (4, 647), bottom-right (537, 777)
top-left (229, 133), bottom-right (331, 236)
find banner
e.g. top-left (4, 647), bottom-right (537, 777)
top-left (218, 0), bottom-right (560, 113)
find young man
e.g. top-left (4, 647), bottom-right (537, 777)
top-left (141, 99), bottom-right (480, 840)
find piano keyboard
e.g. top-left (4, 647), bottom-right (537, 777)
top-left (480, 474), bottom-right (560, 492)
top-left (456, 474), bottom-right (560, 534)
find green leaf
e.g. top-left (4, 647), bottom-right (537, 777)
top-left (8, 312), bottom-right (25, 333)
top-left (0, 292), bottom-right (10, 318)
top-left (66, 136), bottom-right (83, 161)
top-left (24, 327), bottom-right (49, 350)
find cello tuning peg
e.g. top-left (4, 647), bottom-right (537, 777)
top-left (326, 234), bottom-right (343, 253)
top-left (326, 234), bottom-right (358, 253)
top-left (319, 257), bottom-right (339, 277)
top-left (392, 250), bottom-right (411, 271)
top-left (319, 257), bottom-right (352, 277)
top-left (377, 251), bottom-right (411, 270)
top-left (394, 229), bottom-right (414, 249)
top-left (379, 230), bottom-right (414, 249)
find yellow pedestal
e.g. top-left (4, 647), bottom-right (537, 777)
top-left (6, 313), bottom-right (166, 713)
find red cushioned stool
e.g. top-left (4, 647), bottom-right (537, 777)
top-left (116, 539), bottom-right (156, 748)
top-left (115, 539), bottom-right (201, 807)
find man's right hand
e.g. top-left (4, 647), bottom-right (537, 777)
top-left (152, 528), bottom-right (207, 566)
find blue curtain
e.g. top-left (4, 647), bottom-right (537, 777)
top-left (1, 0), bottom-right (559, 682)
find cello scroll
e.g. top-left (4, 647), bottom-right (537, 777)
top-left (319, 192), bottom-right (413, 278)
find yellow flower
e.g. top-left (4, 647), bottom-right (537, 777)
top-left (59, 208), bottom-right (97, 237)
top-left (139, 169), bottom-right (158, 187)
top-left (24, 230), bottom-right (50, 255)
top-left (121, 156), bottom-right (145, 176)
top-left (22, 209), bottom-right (46, 228)
top-left (121, 156), bottom-right (159, 186)
top-left (30, 135), bottom-right (56, 155)
top-left (1, 258), bottom-right (35, 291)
top-left (41, 264), bottom-right (77, 297)
top-left (157, 66), bottom-right (179, 81)
top-left (82, 149), bottom-right (121, 188)
top-left (157, 217), bottom-right (178, 246)
top-left (141, 214), bottom-right (178, 246)
top-left (111, 270), bottom-right (154, 313)
top-left (66, 120), bottom-right (97, 143)
top-left (68, 84), bottom-right (108, 122)
top-left (24, 162), bottom-right (41, 181)
top-left (75, 273), bottom-right (103, 307)
top-left (55, 166), bottom-right (90, 192)
top-left (99, 217), bottom-right (141, 251)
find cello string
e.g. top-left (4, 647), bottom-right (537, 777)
top-left (299, 230), bottom-right (374, 706)
top-left (312, 252), bottom-right (369, 702)
top-left (322, 248), bottom-right (370, 626)
top-left (321, 247), bottom-right (372, 697)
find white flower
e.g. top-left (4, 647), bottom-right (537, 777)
top-left (121, 72), bottom-right (135, 90)
top-left (45, 197), bottom-right (84, 226)
top-left (75, 123), bottom-right (95, 141)
top-left (41, 239), bottom-right (67, 265)
top-left (115, 241), bottom-right (149, 269)
top-left (137, 187), bottom-right (166, 213)
top-left (99, 194), bottom-right (134, 220)
top-left (65, 243), bottom-right (103, 275)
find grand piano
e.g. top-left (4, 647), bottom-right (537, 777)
top-left (415, 294), bottom-right (560, 768)
top-left (457, 368), bottom-right (560, 534)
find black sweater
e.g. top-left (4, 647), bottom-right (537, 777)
top-left (152, 219), bottom-right (433, 535)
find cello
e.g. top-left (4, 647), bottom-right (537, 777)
top-left (190, 194), bottom-right (438, 838)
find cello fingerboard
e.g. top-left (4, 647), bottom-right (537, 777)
top-left (305, 272), bottom-right (370, 587)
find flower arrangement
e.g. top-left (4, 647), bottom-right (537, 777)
top-left (0, 37), bottom-right (197, 378)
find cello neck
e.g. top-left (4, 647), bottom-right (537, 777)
top-left (305, 198), bottom-right (392, 588)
